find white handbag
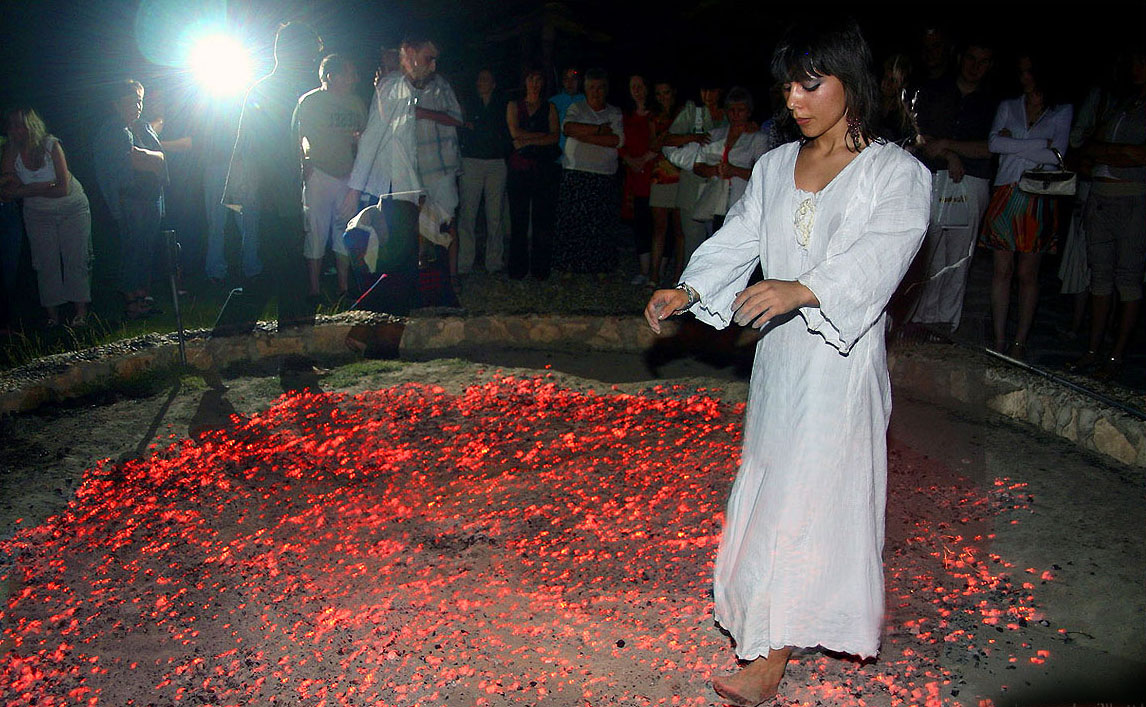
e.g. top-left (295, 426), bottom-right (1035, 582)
top-left (691, 177), bottom-right (729, 222)
top-left (1019, 148), bottom-right (1077, 197)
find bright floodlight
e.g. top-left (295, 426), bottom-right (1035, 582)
top-left (189, 33), bottom-right (253, 97)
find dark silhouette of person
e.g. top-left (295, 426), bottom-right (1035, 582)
top-left (222, 21), bottom-right (322, 329)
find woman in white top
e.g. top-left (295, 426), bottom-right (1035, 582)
top-left (979, 54), bottom-right (1072, 357)
top-left (645, 19), bottom-right (930, 703)
top-left (0, 108), bottom-right (91, 327)
top-left (664, 87), bottom-right (775, 230)
top-left (552, 68), bottom-right (625, 272)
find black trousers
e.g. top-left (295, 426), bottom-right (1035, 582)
top-left (507, 162), bottom-right (559, 280)
top-left (357, 199), bottom-right (419, 316)
top-left (255, 212), bottom-right (312, 328)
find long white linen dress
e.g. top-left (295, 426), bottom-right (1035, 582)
top-left (680, 140), bottom-right (931, 659)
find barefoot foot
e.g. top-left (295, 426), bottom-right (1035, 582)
top-left (711, 648), bottom-right (792, 705)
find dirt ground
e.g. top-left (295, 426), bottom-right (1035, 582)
top-left (0, 354), bottom-right (1142, 706)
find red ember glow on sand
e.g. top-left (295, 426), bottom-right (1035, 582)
top-left (1, 377), bottom-right (1054, 705)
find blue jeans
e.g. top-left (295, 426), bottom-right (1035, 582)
top-left (204, 162), bottom-right (261, 279)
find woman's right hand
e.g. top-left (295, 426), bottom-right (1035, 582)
top-left (644, 288), bottom-right (689, 333)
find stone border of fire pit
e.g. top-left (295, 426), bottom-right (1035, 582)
top-left (1, 312), bottom-right (1142, 467)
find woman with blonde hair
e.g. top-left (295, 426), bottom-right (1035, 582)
top-left (0, 107), bottom-right (92, 327)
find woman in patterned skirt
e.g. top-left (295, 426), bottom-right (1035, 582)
top-left (552, 68), bottom-right (624, 273)
top-left (979, 54), bottom-right (1072, 358)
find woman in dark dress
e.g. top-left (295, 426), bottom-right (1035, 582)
top-left (505, 69), bottom-right (560, 279)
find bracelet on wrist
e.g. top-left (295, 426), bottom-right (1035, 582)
top-left (674, 282), bottom-right (700, 311)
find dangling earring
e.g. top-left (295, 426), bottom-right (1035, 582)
top-left (846, 112), bottom-right (862, 150)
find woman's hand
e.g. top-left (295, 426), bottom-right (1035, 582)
top-left (717, 162), bottom-right (749, 180)
top-left (693, 163), bottom-right (718, 178)
top-left (644, 288), bottom-right (690, 333)
top-left (731, 280), bottom-right (818, 329)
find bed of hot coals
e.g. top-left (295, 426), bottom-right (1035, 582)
top-left (1, 376), bottom-right (1057, 706)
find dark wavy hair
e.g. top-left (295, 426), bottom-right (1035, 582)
top-left (1017, 51), bottom-right (1065, 109)
top-left (770, 18), bottom-right (882, 151)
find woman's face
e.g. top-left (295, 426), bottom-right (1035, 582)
top-left (476, 70), bottom-right (495, 96)
top-left (700, 87), bottom-right (721, 108)
top-left (726, 101), bottom-right (751, 126)
top-left (784, 73), bottom-right (849, 140)
top-left (116, 90), bottom-right (144, 125)
top-left (562, 69), bottom-right (580, 94)
top-left (525, 73), bottom-right (544, 96)
top-left (585, 78), bottom-right (607, 109)
top-left (629, 76), bottom-right (648, 105)
top-left (654, 83), bottom-right (675, 111)
top-left (880, 66), bottom-right (906, 99)
top-left (1017, 56), bottom-right (1037, 94)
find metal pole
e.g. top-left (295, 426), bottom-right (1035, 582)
top-left (164, 229), bottom-right (187, 366)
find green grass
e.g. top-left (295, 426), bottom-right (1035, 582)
top-left (321, 359), bottom-right (407, 389)
top-left (0, 285), bottom-right (236, 371)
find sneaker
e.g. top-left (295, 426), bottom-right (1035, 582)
top-left (630, 273), bottom-right (649, 286)
top-left (70, 313), bottom-right (87, 328)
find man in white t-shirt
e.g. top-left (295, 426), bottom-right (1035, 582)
top-left (297, 54), bottom-right (367, 301)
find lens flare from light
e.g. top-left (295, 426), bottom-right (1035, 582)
top-left (189, 33), bottom-right (252, 97)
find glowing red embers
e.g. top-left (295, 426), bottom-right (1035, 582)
top-left (0, 377), bottom-right (1054, 706)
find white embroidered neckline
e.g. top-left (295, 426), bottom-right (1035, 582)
top-left (794, 190), bottom-right (818, 248)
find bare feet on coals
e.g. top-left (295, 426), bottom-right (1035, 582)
top-left (711, 647), bottom-right (792, 706)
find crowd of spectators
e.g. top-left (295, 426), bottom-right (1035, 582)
top-left (0, 21), bottom-right (1142, 382)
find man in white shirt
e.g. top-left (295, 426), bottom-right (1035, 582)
top-left (342, 36), bottom-right (461, 313)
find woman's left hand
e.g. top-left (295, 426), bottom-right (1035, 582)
top-left (732, 280), bottom-right (818, 328)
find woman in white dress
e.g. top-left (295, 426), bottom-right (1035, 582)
top-left (644, 19), bottom-right (931, 704)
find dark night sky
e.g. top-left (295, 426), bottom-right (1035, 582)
top-left (1, 0), bottom-right (1142, 184)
